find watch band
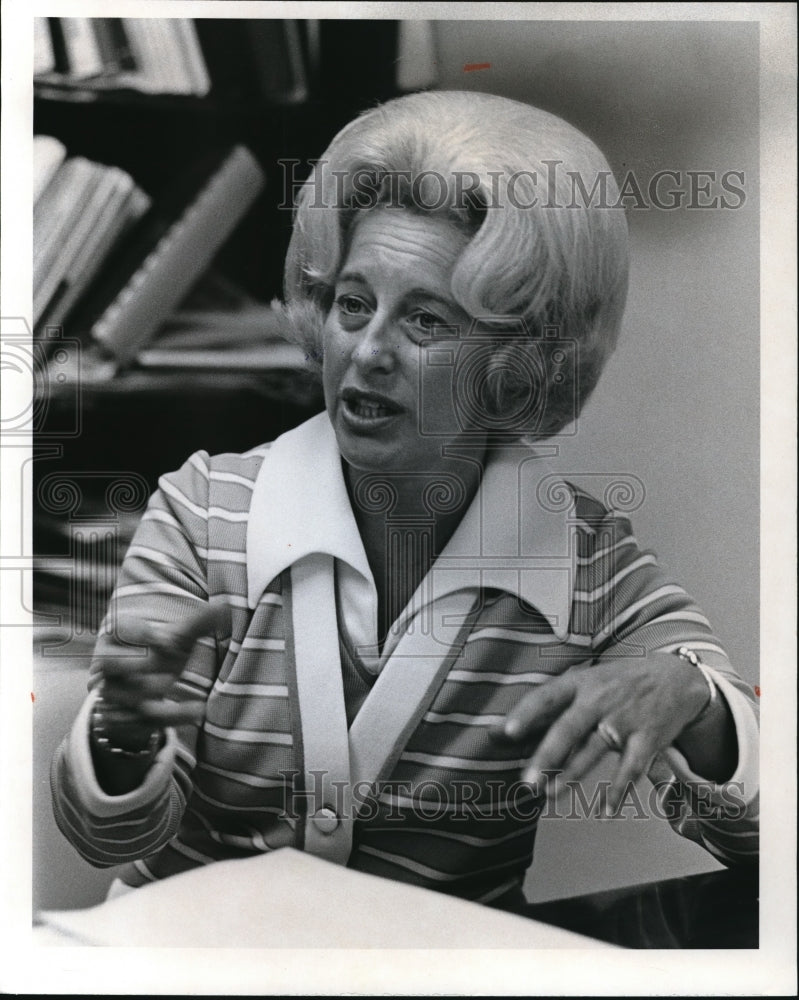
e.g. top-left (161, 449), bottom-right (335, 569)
top-left (90, 694), bottom-right (164, 759)
top-left (675, 645), bottom-right (718, 726)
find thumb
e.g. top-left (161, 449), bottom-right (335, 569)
top-left (166, 600), bottom-right (232, 653)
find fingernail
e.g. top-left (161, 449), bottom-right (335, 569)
top-left (522, 766), bottom-right (541, 786)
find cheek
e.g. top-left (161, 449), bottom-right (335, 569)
top-left (419, 353), bottom-right (456, 411)
top-left (321, 322), bottom-right (352, 407)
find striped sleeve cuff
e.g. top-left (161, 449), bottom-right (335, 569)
top-left (65, 690), bottom-right (179, 819)
top-left (659, 665), bottom-right (759, 807)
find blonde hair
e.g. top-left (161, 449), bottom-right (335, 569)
top-left (278, 90), bottom-right (629, 438)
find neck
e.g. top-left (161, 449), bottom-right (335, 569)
top-left (344, 449), bottom-right (487, 643)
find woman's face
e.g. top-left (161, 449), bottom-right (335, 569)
top-left (322, 209), bottom-right (487, 476)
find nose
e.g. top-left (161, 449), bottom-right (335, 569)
top-left (352, 312), bottom-right (397, 374)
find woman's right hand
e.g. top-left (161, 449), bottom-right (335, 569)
top-left (89, 602), bottom-right (229, 795)
top-left (94, 601), bottom-right (230, 733)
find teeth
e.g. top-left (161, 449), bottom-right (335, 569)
top-left (351, 399), bottom-right (391, 418)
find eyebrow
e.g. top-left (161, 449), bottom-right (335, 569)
top-left (337, 270), bottom-right (368, 285)
top-left (336, 272), bottom-right (456, 308)
top-left (406, 288), bottom-right (456, 308)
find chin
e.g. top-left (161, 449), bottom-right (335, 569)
top-left (340, 445), bottom-right (405, 474)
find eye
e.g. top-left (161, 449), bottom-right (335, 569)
top-left (408, 309), bottom-right (447, 335)
top-left (336, 294), bottom-right (369, 316)
top-left (334, 293), bottom-right (373, 329)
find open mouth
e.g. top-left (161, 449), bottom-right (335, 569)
top-left (341, 388), bottom-right (403, 423)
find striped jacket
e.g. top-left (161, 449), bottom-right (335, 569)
top-left (52, 414), bottom-right (759, 905)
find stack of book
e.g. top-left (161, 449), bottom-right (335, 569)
top-left (136, 297), bottom-right (307, 373)
top-left (34, 135), bottom-right (151, 331)
top-left (34, 17), bottom-right (309, 102)
top-left (34, 138), bottom-right (307, 377)
top-left (35, 17), bottom-right (210, 96)
top-left (33, 18), bottom-right (439, 377)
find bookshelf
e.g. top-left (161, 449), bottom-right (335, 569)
top-left (32, 16), bottom-right (416, 627)
top-left (34, 18), bottom-right (404, 317)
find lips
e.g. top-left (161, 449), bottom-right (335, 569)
top-left (339, 387), bottom-right (404, 431)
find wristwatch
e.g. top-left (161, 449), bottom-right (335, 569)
top-left (90, 694), bottom-right (164, 760)
top-left (675, 646), bottom-right (719, 726)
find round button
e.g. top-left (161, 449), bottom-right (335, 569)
top-left (311, 807), bottom-right (340, 835)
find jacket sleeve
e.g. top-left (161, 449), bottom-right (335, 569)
top-left (51, 451), bottom-right (222, 867)
top-left (588, 508), bottom-right (759, 865)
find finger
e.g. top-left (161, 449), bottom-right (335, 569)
top-left (137, 698), bottom-right (206, 727)
top-left (556, 730), bottom-right (613, 792)
top-left (98, 693), bottom-right (206, 728)
top-left (95, 604), bottom-right (229, 719)
top-left (102, 602), bottom-right (230, 675)
top-left (119, 618), bottom-right (203, 661)
top-left (156, 601), bottom-right (231, 653)
top-left (95, 631), bottom-right (184, 677)
top-left (521, 705), bottom-right (598, 783)
top-left (92, 702), bottom-right (142, 727)
top-left (98, 655), bottom-right (163, 679)
top-left (494, 680), bottom-right (576, 744)
top-left (605, 732), bottom-right (655, 814)
top-left (101, 672), bottom-right (184, 706)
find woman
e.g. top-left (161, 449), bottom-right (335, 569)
top-left (52, 91), bottom-right (758, 908)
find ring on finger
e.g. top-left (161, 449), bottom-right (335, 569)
top-left (596, 719), bottom-right (625, 753)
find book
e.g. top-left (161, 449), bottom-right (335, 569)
top-left (98, 18), bottom-right (137, 72)
top-left (103, 18), bottom-right (208, 96)
top-left (34, 164), bottom-right (122, 325)
top-left (90, 18), bottom-right (128, 76)
top-left (171, 18), bottom-right (211, 96)
top-left (301, 20), bottom-right (321, 83)
top-left (143, 19), bottom-right (193, 95)
top-left (68, 149), bottom-right (246, 342)
top-left (35, 168), bottom-right (151, 336)
top-left (40, 179), bottom-right (149, 335)
top-left (137, 302), bottom-right (308, 370)
top-left (46, 18), bottom-right (72, 75)
top-left (396, 20), bottom-right (438, 91)
top-left (33, 135), bottom-right (67, 202)
top-left (88, 146), bottom-right (266, 365)
top-left (33, 157), bottom-right (100, 280)
top-left (246, 19), bottom-right (309, 103)
top-left (33, 158), bottom-right (106, 324)
top-left (36, 18), bottom-right (138, 88)
top-left (60, 17), bottom-right (105, 78)
top-left (120, 18), bottom-right (170, 94)
top-left (136, 343), bottom-right (306, 371)
top-left (39, 18), bottom-right (209, 96)
top-left (38, 18), bottom-right (310, 100)
top-left (34, 17), bottom-right (55, 75)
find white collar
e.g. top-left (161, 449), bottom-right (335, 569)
top-left (246, 413), bottom-right (575, 639)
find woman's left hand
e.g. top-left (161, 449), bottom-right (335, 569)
top-left (494, 652), bottom-right (714, 813)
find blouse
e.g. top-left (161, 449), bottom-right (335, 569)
top-left (52, 413), bottom-right (759, 906)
